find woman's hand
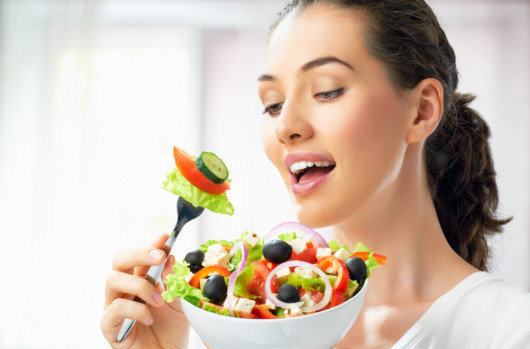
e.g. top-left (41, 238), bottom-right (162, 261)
top-left (101, 234), bottom-right (190, 349)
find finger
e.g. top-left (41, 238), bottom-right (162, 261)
top-left (101, 298), bottom-right (153, 343)
top-left (105, 271), bottom-right (165, 308)
top-left (162, 255), bottom-right (176, 281)
top-left (112, 234), bottom-right (169, 273)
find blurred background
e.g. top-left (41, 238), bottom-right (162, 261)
top-left (0, 0), bottom-right (528, 348)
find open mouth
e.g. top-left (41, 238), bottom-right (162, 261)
top-left (290, 161), bottom-right (336, 184)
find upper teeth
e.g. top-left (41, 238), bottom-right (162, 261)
top-left (289, 161), bottom-right (335, 174)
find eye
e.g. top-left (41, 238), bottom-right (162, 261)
top-left (262, 102), bottom-right (283, 116)
top-left (315, 88), bottom-right (344, 102)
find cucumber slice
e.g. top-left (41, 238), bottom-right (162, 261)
top-left (195, 151), bottom-right (228, 184)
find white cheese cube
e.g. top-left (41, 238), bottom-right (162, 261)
top-left (301, 293), bottom-right (315, 308)
top-left (316, 247), bottom-right (332, 261)
top-left (325, 266), bottom-right (337, 275)
top-left (243, 232), bottom-right (261, 248)
top-left (202, 244), bottom-right (230, 269)
top-left (295, 266), bottom-right (317, 279)
top-left (275, 267), bottom-right (291, 282)
top-left (234, 298), bottom-right (256, 313)
top-left (333, 248), bottom-right (350, 262)
top-left (265, 298), bottom-right (277, 310)
top-left (290, 238), bottom-right (307, 254)
top-left (223, 296), bottom-right (239, 309)
top-left (286, 307), bottom-right (303, 317)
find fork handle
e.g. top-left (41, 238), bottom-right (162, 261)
top-left (117, 233), bottom-right (177, 342)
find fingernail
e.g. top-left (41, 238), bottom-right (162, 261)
top-left (149, 249), bottom-right (164, 261)
top-left (152, 290), bottom-right (164, 305)
top-left (147, 314), bottom-right (154, 325)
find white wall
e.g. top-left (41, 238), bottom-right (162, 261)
top-left (0, 1), bottom-right (527, 348)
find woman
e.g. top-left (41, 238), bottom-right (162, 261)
top-left (101, 0), bottom-right (530, 348)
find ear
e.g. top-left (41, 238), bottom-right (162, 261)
top-left (406, 78), bottom-right (444, 144)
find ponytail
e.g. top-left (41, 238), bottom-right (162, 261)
top-left (425, 93), bottom-right (511, 270)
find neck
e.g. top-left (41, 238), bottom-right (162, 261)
top-left (331, 144), bottom-right (475, 305)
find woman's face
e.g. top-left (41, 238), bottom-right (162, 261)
top-left (258, 5), bottom-right (416, 228)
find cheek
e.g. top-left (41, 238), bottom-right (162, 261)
top-left (261, 119), bottom-right (283, 170)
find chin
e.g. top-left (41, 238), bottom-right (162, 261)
top-left (293, 199), bottom-right (339, 229)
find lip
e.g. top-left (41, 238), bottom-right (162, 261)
top-left (283, 152), bottom-right (335, 196)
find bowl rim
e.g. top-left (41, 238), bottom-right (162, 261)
top-left (181, 277), bottom-right (369, 323)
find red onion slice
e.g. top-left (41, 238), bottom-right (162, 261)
top-left (265, 222), bottom-right (328, 248)
top-left (226, 241), bottom-right (248, 317)
top-left (265, 260), bottom-right (332, 313)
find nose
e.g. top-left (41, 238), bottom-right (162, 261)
top-left (274, 100), bottom-right (313, 144)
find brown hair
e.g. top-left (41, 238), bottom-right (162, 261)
top-left (272, 0), bottom-right (511, 271)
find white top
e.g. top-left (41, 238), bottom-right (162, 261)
top-left (392, 272), bottom-right (530, 349)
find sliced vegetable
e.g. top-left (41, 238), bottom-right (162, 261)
top-left (265, 260), bottom-right (332, 312)
top-left (290, 241), bottom-right (317, 264)
top-left (226, 242), bottom-right (248, 317)
top-left (265, 222), bottom-right (328, 248)
top-left (199, 300), bottom-right (258, 319)
top-left (188, 265), bottom-right (231, 289)
top-left (247, 261), bottom-right (279, 302)
top-left (195, 151), bottom-right (229, 184)
top-left (162, 168), bottom-right (234, 215)
top-left (351, 251), bottom-right (387, 266)
top-left (173, 146), bottom-right (230, 195)
top-left (315, 256), bottom-right (349, 307)
top-left (251, 304), bottom-right (279, 319)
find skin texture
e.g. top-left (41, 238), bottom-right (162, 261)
top-left (102, 4), bottom-right (477, 349)
top-left (259, 5), bottom-right (477, 348)
top-left (101, 234), bottom-right (189, 349)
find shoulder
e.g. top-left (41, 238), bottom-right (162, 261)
top-left (394, 272), bottom-right (530, 349)
top-left (440, 272), bottom-right (530, 347)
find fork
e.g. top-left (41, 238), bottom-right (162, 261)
top-left (117, 196), bottom-right (204, 342)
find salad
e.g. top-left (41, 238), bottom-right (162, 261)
top-left (163, 222), bottom-right (386, 319)
top-left (160, 146), bottom-right (385, 319)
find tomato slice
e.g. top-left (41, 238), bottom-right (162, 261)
top-left (290, 242), bottom-right (317, 264)
top-left (188, 265), bottom-right (231, 288)
top-left (173, 146), bottom-right (230, 195)
top-left (299, 289), bottom-right (324, 305)
top-left (350, 251), bottom-right (387, 266)
top-left (199, 300), bottom-right (258, 319)
top-left (251, 304), bottom-right (278, 319)
top-left (247, 261), bottom-right (279, 303)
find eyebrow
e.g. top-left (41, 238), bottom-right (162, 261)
top-left (257, 56), bottom-right (353, 82)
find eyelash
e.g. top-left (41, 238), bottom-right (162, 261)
top-left (262, 88), bottom-right (344, 116)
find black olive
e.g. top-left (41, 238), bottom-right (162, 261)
top-left (203, 274), bottom-right (228, 304)
top-left (185, 250), bottom-right (204, 273)
top-left (263, 239), bottom-right (293, 264)
top-left (277, 284), bottom-right (300, 303)
top-left (345, 257), bottom-right (367, 282)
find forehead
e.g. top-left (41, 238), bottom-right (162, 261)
top-left (264, 5), bottom-right (370, 73)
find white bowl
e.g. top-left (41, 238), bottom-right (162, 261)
top-left (180, 279), bottom-right (369, 349)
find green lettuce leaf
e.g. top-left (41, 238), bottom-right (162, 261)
top-left (162, 261), bottom-right (205, 306)
top-left (328, 240), bottom-right (352, 254)
top-left (232, 264), bottom-right (258, 299)
top-left (199, 239), bottom-right (234, 253)
top-left (284, 273), bottom-right (326, 292)
top-left (201, 302), bottom-right (231, 317)
top-left (162, 168), bottom-right (234, 216)
top-left (353, 242), bottom-right (380, 275)
top-left (278, 231), bottom-right (297, 242)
